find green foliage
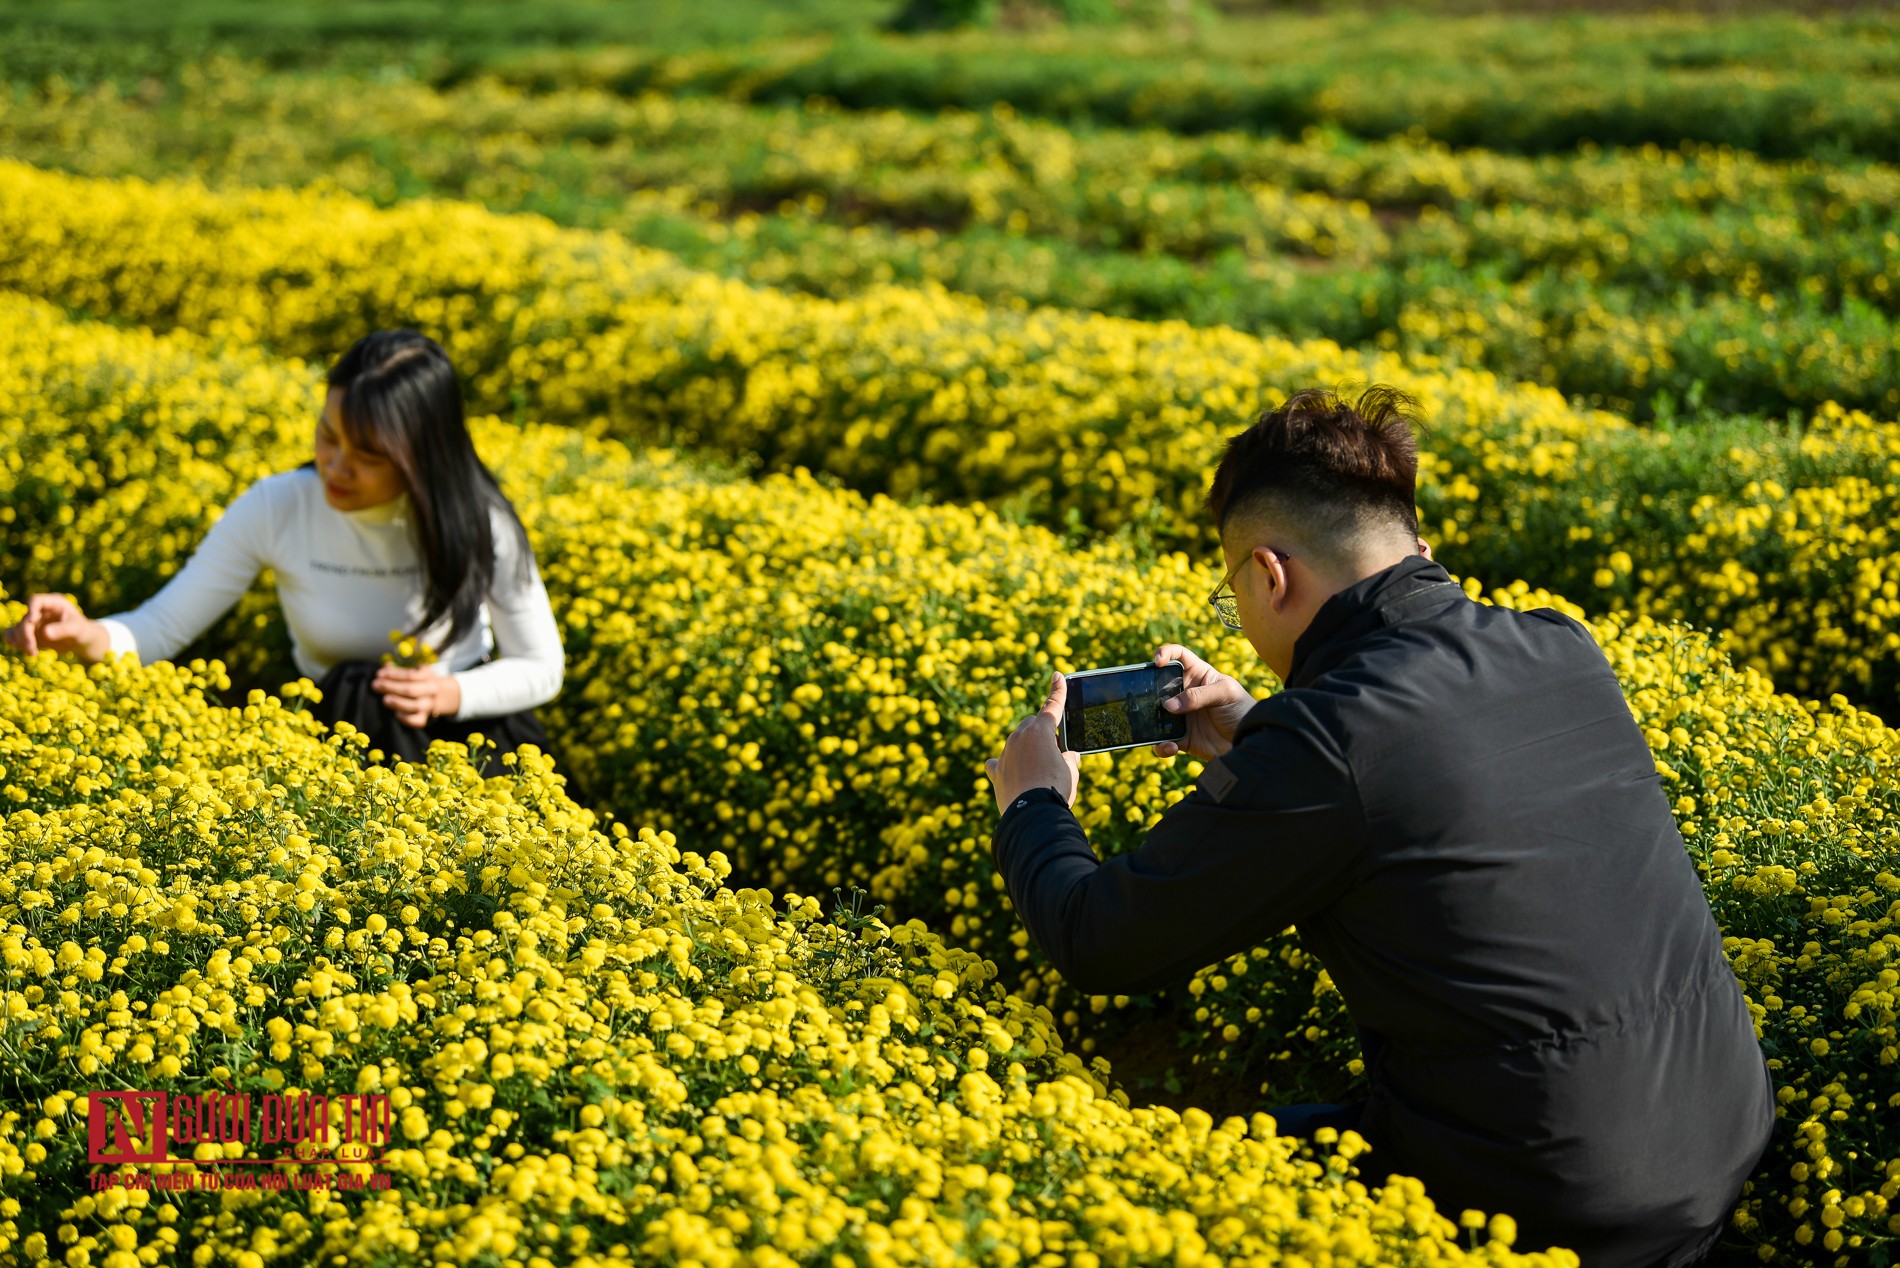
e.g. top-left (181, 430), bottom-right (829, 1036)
top-left (474, 13), bottom-right (1900, 160)
top-left (884, 0), bottom-right (996, 33)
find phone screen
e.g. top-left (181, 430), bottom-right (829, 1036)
top-left (1062, 662), bottom-right (1188, 754)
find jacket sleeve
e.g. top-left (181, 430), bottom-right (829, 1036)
top-left (449, 506), bottom-right (565, 721)
top-left (990, 714), bottom-right (1365, 998)
top-left (95, 477), bottom-right (276, 665)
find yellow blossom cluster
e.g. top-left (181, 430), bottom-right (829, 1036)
top-left (0, 595), bottom-right (1563, 1267)
top-left (384, 630), bottom-right (439, 669)
top-left (7, 60), bottom-right (1893, 422)
top-left (0, 156), bottom-right (1567, 537)
top-left (0, 292), bottom-right (318, 683)
top-left (3, 165), bottom-right (1898, 714)
top-left (0, 288), bottom-right (1263, 939)
top-left (1411, 397), bottom-right (1900, 713)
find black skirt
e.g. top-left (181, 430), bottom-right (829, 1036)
top-left (307, 657), bottom-right (575, 793)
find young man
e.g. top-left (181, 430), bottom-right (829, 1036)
top-left (984, 386), bottom-right (1774, 1267)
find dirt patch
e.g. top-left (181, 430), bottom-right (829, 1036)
top-left (1090, 1006), bottom-right (1265, 1121)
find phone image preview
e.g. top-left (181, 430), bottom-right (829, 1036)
top-left (1059, 661), bottom-right (1188, 754)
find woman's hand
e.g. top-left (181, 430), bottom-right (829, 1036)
top-left (1149, 643), bottom-right (1258, 762)
top-left (372, 663), bottom-right (462, 728)
top-left (3, 594), bottom-right (110, 662)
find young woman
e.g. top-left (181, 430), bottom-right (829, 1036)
top-left (3, 330), bottom-right (569, 784)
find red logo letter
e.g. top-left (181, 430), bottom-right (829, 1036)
top-left (89, 1091), bottom-right (169, 1163)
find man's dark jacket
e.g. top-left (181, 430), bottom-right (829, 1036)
top-left (992, 554), bottom-right (1775, 1268)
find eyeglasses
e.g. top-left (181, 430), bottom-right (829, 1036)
top-left (1208, 547), bottom-right (1291, 631)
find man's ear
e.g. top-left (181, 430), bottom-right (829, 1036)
top-left (1256, 545), bottom-right (1284, 611)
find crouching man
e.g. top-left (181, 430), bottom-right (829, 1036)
top-left (984, 386), bottom-right (1774, 1267)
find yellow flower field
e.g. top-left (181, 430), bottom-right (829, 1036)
top-left (3, 292), bottom-right (1898, 1262)
top-left (9, 56), bottom-right (1897, 425)
top-left (1, 630), bottom-right (1569, 1267)
top-left (7, 2), bottom-right (1900, 1258)
top-left (2, 164), bottom-right (1896, 718)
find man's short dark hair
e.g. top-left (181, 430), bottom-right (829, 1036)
top-left (1206, 385), bottom-right (1428, 576)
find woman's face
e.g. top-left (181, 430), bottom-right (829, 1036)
top-left (315, 387), bottom-right (406, 510)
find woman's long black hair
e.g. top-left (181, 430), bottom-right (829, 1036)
top-left (300, 330), bottom-right (534, 653)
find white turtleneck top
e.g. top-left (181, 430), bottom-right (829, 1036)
top-left (96, 465), bottom-right (564, 721)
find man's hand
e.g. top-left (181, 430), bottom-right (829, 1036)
top-left (373, 663), bottom-right (462, 729)
top-left (986, 670), bottom-right (1081, 815)
top-left (4, 594), bottom-right (110, 662)
top-left (1150, 644), bottom-right (1256, 762)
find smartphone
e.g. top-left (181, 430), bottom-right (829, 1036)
top-left (1058, 660), bottom-right (1188, 755)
